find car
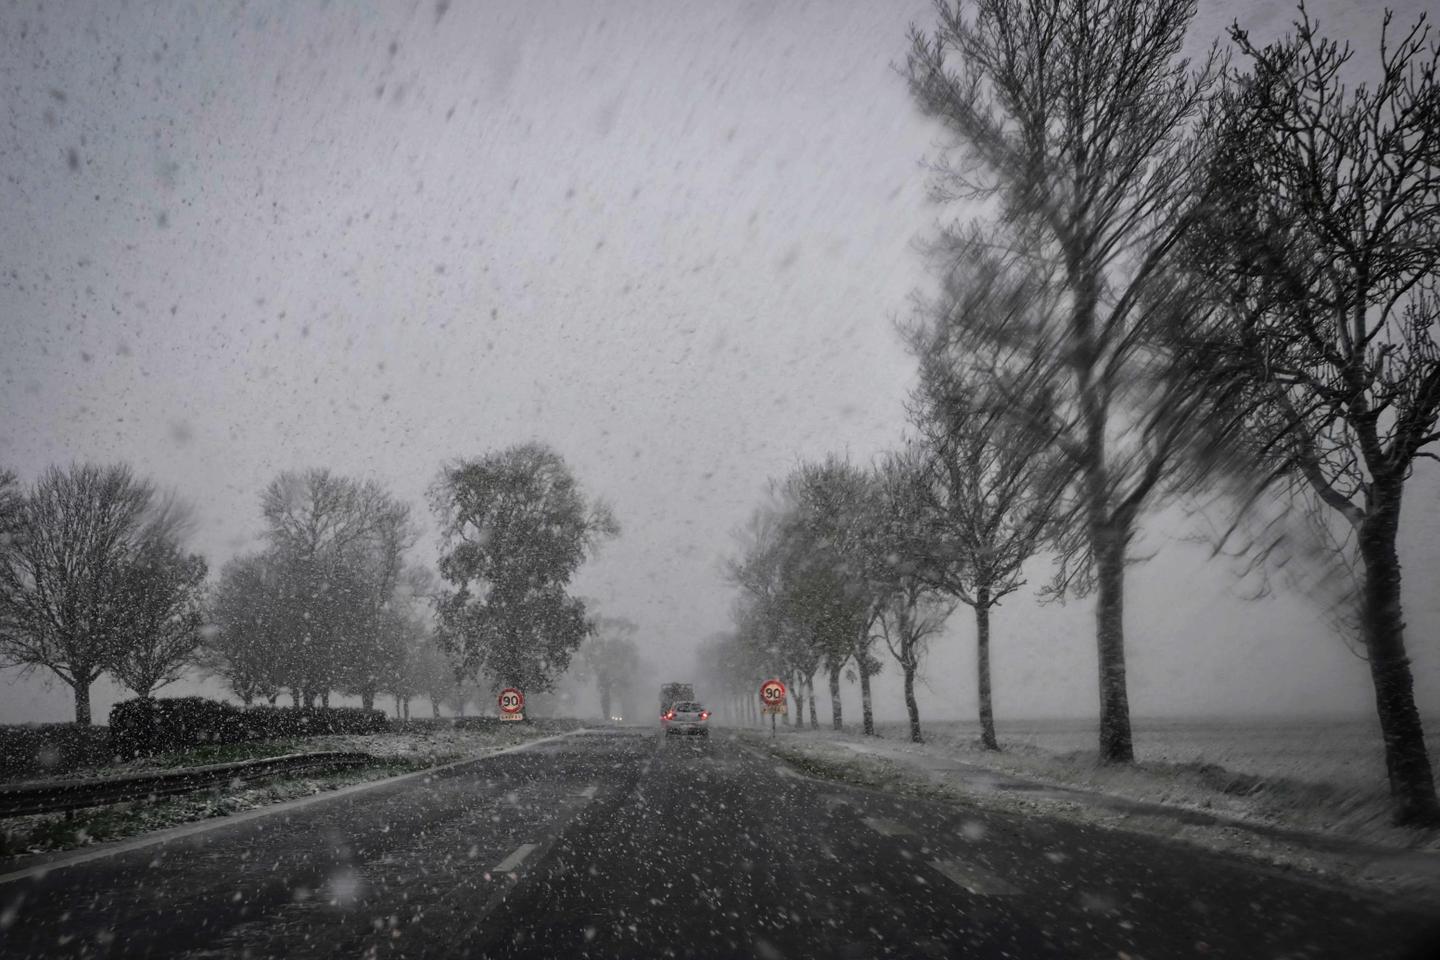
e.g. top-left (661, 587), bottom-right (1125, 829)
top-left (661, 701), bottom-right (711, 737)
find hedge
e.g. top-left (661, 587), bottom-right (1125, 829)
top-left (0, 724), bottom-right (114, 781)
top-left (109, 697), bottom-right (388, 759)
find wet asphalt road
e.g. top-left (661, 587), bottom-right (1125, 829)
top-left (1, 727), bottom-right (1437, 959)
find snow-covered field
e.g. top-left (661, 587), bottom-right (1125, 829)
top-left (909, 715), bottom-right (1408, 793)
top-left (745, 716), bottom-right (1440, 901)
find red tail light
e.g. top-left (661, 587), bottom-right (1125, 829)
top-left (700, 711), bottom-right (710, 721)
top-left (663, 710), bottom-right (675, 720)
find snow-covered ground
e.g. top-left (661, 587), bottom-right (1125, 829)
top-left (743, 718), bottom-right (1440, 902)
top-left (1, 722), bottom-right (577, 860)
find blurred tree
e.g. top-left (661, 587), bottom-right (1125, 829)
top-left (1192, 7), bottom-right (1440, 824)
top-left (260, 468), bottom-right (415, 708)
top-left (784, 458), bottom-right (884, 734)
top-left (870, 452), bottom-right (958, 744)
top-left (578, 616), bottom-right (640, 721)
top-left (900, 349), bottom-right (1064, 748)
top-left (112, 538), bottom-right (208, 698)
top-left (431, 443), bottom-right (618, 693)
top-left (203, 553), bottom-right (289, 706)
top-left (0, 464), bottom-right (187, 723)
top-left (905, 0), bottom-right (1229, 762)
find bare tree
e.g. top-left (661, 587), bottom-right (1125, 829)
top-left (1193, 5), bottom-right (1440, 824)
top-left (0, 464), bottom-right (178, 723)
top-left (871, 453), bottom-right (958, 743)
top-left (784, 458), bottom-right (885, 735)
top-left (905, 0), bottom-right (1227, 762)
top-left (261, 468), bottom-right (415, 707)
top-left (728, 505), bottom-right (835, 729)
top-left (902, 334), bottom-right (1064, 747)
top-left (112, 537), bottom-right (208, 698)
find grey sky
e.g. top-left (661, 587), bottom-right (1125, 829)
top-left (3, 0), bottom-right (1437, 725)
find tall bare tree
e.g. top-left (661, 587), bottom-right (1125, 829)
top-left (1193, 6), bottom-right (1440, 824)
top-left (903, 336), bottom-right (1064, 748)
top-left (0, 464), bottom-right (184, 723)
top-left (905, 0), bottom-right (1227, 761)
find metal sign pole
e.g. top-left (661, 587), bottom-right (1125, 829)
top-left (770, 711), bottom-right (776, 737)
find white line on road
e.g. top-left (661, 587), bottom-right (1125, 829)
top-left (577, 784), bottom-right (598, 799)
top-left (493, 843), bottom-right (538, 874)
top-left (928, 858), bottom-right (1021, 896)
top-left (0, 728), bottom-right (590, 887)
top-left (862, 818), bottom-right (915, 838)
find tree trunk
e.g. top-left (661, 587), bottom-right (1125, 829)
top-left (903, 661), bottom-right (921, 743)
top-left (975, 592), bottom-right (998, 751)
top-left (807, 675), bottom-right (818, 729)
top-left (1358, 482), bottom-right (1440, 825)
top-left (321, 690), bottom-right (331, 709)
top-left (858, 657), bottom-right (875, 736)
top-left (402, 697), bottom-right (410, 721)
top-left (828, 664), bottom-right (843, 730)
top-left (361, 687), bottom-right (375, 712)
top-left (793, 678), bottom-right (805, 732)
top-left (431, 699), bottom-right (441, 718)
top-left (73, 678), bottom-right (93, 725)
top-left (599, 684), bottom-right (612, 722)
top-left (1093, 521), bottom-right (1134, 763)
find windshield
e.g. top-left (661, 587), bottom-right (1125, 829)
top-left (3, 1), bottom-right (1440, 958)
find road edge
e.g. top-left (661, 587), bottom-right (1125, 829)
top-left (0, 727), bottom-right (588, 886)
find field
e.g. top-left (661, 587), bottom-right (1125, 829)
top-left (761, 714), bottom-right (1440, 859)
top-left (904, 714), bottom-right (1414, 793)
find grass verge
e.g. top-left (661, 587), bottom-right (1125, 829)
top-left (0, 757), bottom-right (432, 862)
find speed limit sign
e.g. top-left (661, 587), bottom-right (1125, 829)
top-left (759, 678), bottom-right (787, 711)
top-left (498, 687), bottom-right (525, 721)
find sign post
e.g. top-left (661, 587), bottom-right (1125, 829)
top-left (759, 678), bottom-right (787, 737)
top-left (498, 687), bottom-right (525, 722)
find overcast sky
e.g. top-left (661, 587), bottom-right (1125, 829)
top-left (3, 0), bottom-right (1437, 729)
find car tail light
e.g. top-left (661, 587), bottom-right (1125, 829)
top-left (663, 710), bottom-right (674, 720)
top-left (699, 711), bottom-right (710, 721)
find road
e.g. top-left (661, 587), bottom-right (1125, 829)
top-left (1, 727), bottom-right (1436, 959)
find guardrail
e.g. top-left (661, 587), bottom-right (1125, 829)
top-left (0, 751), bottom-right (375, 818)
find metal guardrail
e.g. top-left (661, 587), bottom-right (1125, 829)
top-left (0, 751), bottom-right (375, 818)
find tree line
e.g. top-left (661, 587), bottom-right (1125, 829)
top-left (708, 0), bottom-right (1440, 826)
top-left (0, 442), bottom-right (623, 725)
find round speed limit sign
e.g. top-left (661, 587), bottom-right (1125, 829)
top-left (498, 687), bottom-right (525, 715)
top-left (759, 678), bottom-right (787, 707)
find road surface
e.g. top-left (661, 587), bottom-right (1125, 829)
top-left (2, 728), bottom-right (1436, 958)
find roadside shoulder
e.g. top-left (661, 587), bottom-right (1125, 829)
top-left (742, 728), bottom-right (1440, 908)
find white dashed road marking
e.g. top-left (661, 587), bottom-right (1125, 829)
top-left (862, 818), bottom-right (915, 838)
top-left (928, 858), bottom-right (1021, 896)
top-left (493, 843), bottom-right (538, 874)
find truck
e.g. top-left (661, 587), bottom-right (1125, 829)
top-left (659, 682), bottom-right (695, 717)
